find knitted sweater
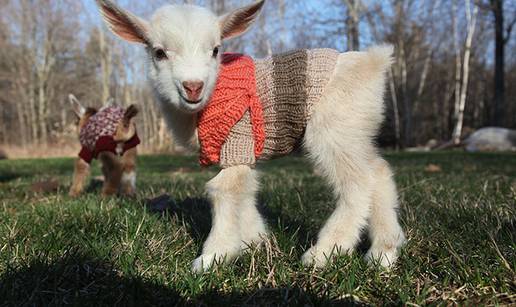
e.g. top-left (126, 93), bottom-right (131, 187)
top-left (79, 106), bottom-right (140, 163)
top-left (199, 49), bottom-right (339, 168)
top-left (198, 54), bottom-right (264, 166)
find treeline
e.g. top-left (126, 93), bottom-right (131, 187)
top-left (0, 0), bottom-right (515, 152)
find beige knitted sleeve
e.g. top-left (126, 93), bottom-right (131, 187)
top-left (219, 110), bottom-right (256, 168)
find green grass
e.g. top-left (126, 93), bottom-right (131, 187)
top-left (0, 152), bottom-right (514, 305)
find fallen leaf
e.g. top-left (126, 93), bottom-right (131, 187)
top-left (169, 167), bottom-right (197, 176)
top-left (425, 164), bottom-right (442, 173)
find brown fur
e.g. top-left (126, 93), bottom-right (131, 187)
top-left (78, 108), bottom-right (97, 130)
top-left (114, 105), bottom-right (138, 142)
top-left (69, 158), bottom-right (91, 197)
top-left (98, 151), bottom-right (124, 196)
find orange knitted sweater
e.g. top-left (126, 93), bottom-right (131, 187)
top-left (197, 53), bottom-right (265, 166)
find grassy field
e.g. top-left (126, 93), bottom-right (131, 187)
top-left (0, 152), bottom-right (514, 306)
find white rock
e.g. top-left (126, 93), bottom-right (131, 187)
top-left (464, 127), bottom-right (516, 152)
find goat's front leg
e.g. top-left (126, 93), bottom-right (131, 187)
top-left (192, 165), bottom-right (266, 273)
top-left (69, 158), bottom-right (90, 197)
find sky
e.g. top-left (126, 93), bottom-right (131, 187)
top-left (80, 0), bottom-right (369, 53)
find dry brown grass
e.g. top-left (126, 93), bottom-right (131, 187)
top-left (0, 142), bottom-right (176, 159)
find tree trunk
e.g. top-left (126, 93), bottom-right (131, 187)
top-left (452, 0), bottom-right (462, 127)
top-left (452, 0), bottom-right (478, 144)
top-left (38, 77), bottom-right (48, 144)
top-left (345, 0), bottom-right (360, 51)
top-left (15, 100), bottom-right (28, 146)
top-left (412, 50), bottom-right (432, 114)
top-left (28, 73), bottom-right (38, 143)
top-left (388, 69), bottom-right (401, 149)
top-left (491, 0), bottom-right (505, 126)
top-left (99, 28), bottom-right (112, 103)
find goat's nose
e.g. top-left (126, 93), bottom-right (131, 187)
top-left (182, 80), bottom-right (204, 102)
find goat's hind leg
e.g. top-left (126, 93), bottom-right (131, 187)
top-left (98, 152), bottom-right (123, 197)
top-left (301, 146), bottom-right (374, 267)
top-left (366, 158), bottom-right (405, 267)
top-left (120, 148), bottom-right (137, 196)
top-left (192, 165), bottom-right (266, 272)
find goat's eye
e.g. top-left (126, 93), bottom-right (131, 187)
top-left (154, 48), bottom-right (168, 61)
top-left (212, 46), bottom-right (220, 58)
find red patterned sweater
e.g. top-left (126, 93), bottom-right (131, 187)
top-left (79, 106), bottom-right (140, 163)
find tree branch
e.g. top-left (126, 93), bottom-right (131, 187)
top-left (504, 11), bottom-right (516, 44)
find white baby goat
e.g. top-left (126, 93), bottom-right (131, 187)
top-left (96, 0), bottom-right (406, 273)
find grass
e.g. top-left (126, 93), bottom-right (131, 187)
top-left (0, 152), bottom-right (514, 306)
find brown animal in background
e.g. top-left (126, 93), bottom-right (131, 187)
top-left (68, 94), bottom-right (140, 197)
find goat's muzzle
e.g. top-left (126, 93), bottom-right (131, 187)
top-left (182, 80), bottom-right (204, 102)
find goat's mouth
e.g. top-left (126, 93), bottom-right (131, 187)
top-left (179, 93), bottom-right (203, 105)
top-left (184, 98), bottom-right (202, 105)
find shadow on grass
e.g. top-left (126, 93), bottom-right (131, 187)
top-left (167, 197), bottom-right (212, 246)
top-left (0, 253), bottom-right (182, 306)
top-left (84, 178), bottom-right (105, 194)
top-left (0, 172), bottom-right (21, 183)
top-left (0, 252), bottom-right (363, 306)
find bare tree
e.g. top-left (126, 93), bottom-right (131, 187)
top-left (344, 0), bottom-right (361, 50)
top-left (452, 0), bottom-right (479, 144)
top-left (488, 0), bottom-right (516, 125)
top-left (99, 28), bottom-right (113, 103)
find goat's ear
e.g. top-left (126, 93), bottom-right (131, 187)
top-left (69, 94), bottom-right (85, 118)
top-left (105, 97), bottom-right (115, 107)
top-left (219, 0), bottom-right (265, 40)
top-left (96, 0), bottom-right (151, 45)
top-left (123, 105), bottom-right (139, 127)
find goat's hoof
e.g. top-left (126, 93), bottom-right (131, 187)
top-left (365, 248), bottom-right (399, 268)
top-left (301, 245), bottom-right (353, 268)
top-left (101, 190), bottom-right (117, 198)
top-left (366, 232), bottom-right (405, 268)
top-left (121, 190), bottom-right (136, 198)
top-left (68, 190), bottom-right (81, 198)
top-left (301, 246), bottom-right (328, 268)
top-left (191, 254), bottom-right (217, 273)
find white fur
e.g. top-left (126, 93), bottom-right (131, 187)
top-left (68, 94), bottom-right (85, 117)
top-left (196, 47), bottom-right (405, 272)
top-left (121, 170), bottom-right (136, 191)
top-left (192, 165), bottom-right (266, 272)
top-left (147, 5), bottom-right (221, 114)
top-left (301, 47), bottom-right (405, 268)
top-left (98, 1), bottom-right (405, 272)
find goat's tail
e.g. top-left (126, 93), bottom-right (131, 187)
top-left (366, 45), bottom-right (394, 72)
